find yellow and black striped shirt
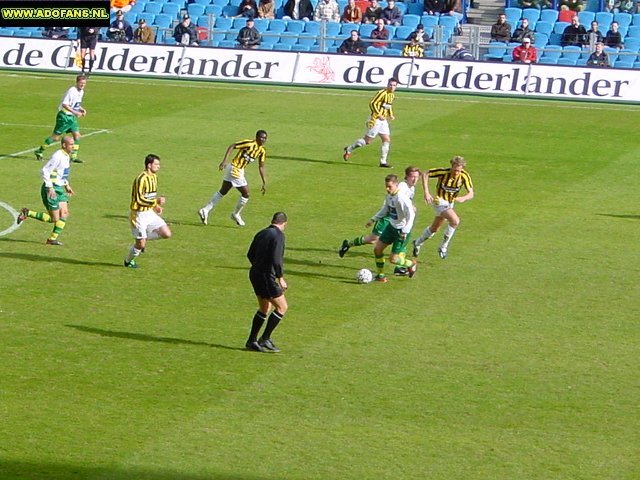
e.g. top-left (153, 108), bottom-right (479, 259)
top-left (428, 167), bottom-right (473, 203)
top-left (231, 139), bottom-right (266, 171)
top-left (369, 88), bottom-right (395, 120)
top-left (402, 44), bottom-right (424, 58)
top-left (130, 171), bottom-right (158, 211)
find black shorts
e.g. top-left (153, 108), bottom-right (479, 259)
top-left (249, 269), bottom-right (283, 299)
top-left (80, 36), bottom-right (97, 49)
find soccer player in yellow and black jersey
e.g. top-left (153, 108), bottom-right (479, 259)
top-left (413, 155), bottom-right (474, 260)
top-left (198, 130), bottom-right (268, 227)
top-left (343, 77), bottom-right (397, 168)
top-left (124, 154), bottom-right (172, 268)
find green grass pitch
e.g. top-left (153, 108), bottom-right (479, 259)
top-left (0, 71), bottom-right (639, 480)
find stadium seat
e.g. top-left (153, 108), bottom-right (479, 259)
top-left (218, 39), bottom-right (236, 48)
top-left (402, 14), bottom-right (420, 28)
top-left (366, 46), bottom-right (384, 55)
top-left (578, 11), bottom-right (595, 27)
top-left (212, 0), bottom-right (229, 5)
top-left (188, 4), bottom-right (207, 17)
top-left (614, 59), bottom-right (635, 68)
top-left (534, 33), bottom-right (549, 48)
top-left (304, 21), bottom-right (321, 35)
top-left (274, 44), bottom-right (292, 51)
top-left (297, 33), bottom-right (317, 46)
top-left (286, 20), bottom-right (306, 34)
top-left (229, 0), bottom-right (243, 6)
top-left (407, 2), bottom-right (423, 15)
top-left (222, 5), bottom-right (238, 17)
top-left (291, 44), bottom-right (311, 51)
top-left (253, 18), bottom-right (269, 33)
top-left (614, 12), bottom-right (632, 29)
top-left (438, 16), bottom-right (457, 31)
top-left (144, 3), bottom-right (163, 14)
top-left (13, 30), bottom-right (32, 37)
top-left (539, 9), bottom-right (558, 24)
top-left (604, 46), bottom-right (619, 64)
top-left (617, 48), bottom-right (638, 63)
top-left (627, 25), bottom-right (640, 38)
top-left (268, 19), bottom-right (286, 33)
top-left (420, 15), bottom-right (439, 29)
top-left (339, 23), bottom-right (354, 35)
top-left (260, 33), bottom-right (279, 45)
top-left (154, 14), bottom-right (173, 28)
top-left (162, 3), bottom-right (181, 18)
top-left (623, 37), bottom-right (640, 51)
top-left (394, 25), bottom-right (413, 41)
top-left (504, 8), bottom-right (521, 27)
top-left (522, 8), bottom-right (540, 25)
top-left (205, 5), bottom-right (223, 16)
top-left (325, 22), bottom-right (341, 37)
top-left (595, 12), bottom-right (613, 30)
top-left (197, 16), bottom-right (212, 28)
top-left (633, 14), bottom-right (640, 26)
top-left (215, 16), bottom-right (233, 29)
top-left (535, 21), bottom-right (553, 37)
top-left (384, 48), bottom-right (402, 56)
top-left (557, 45), bottom-right (581, 65)
top-left (137, 12), bottom-right (156, 25)
top-left (232, 17), bottom-right (247, 29)
top-left (130, 2), bottom-right (146, 14)
top-left (538, 47), bottom-right (562, 64)
top-left (278, 33), bottom-right (299, 45)
top-left (553, 22), bottom-right (569, 34)
top-left (483, 42), bottom-right (507, 61)
top-left (193, 0), bottom-right (212, 4)
top-left (359, 24), bottom-right (376, 38)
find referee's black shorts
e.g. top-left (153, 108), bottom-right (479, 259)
top-left (249, 269), bottom-right (283, 299)
top-left (80, 36), bottom-right (97, 49)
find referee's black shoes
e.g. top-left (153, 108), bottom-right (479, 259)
top-left (245, 341), bottom-right (265, 353)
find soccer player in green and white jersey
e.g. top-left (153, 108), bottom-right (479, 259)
top-left (339, 166), bottom-right (420, 274)
top-left (34, 75), bottom-right (87, 163)
top-left (17, 136), bottom-right (75, 245)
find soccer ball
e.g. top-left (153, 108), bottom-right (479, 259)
top-left (356, 268), bottom-right (374, 284)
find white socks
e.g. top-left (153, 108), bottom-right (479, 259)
top-left (234, 196), bottom-right (249, 215)
top-left (380, 141), bottom-right (390, 164)
top-left (203, 191), bottom-right (224, 213)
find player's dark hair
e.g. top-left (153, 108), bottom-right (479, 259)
top-left (271, 212), bottom-right (288, 225)
top-left (145, 154), bottom-right (160, 167)
top-left (256, 130), bottom-right (268, 138)
top-left (388, 77), bottom-right (399, 85)
top-left (385, 174), bottom-right (398, 183)
top-left (76, 74), bottom-right (87, 82)
top-left (404, 166), bottom-right (420, 176)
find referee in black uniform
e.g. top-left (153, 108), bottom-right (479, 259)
top-left (246, 212), bottom-right (289, 353)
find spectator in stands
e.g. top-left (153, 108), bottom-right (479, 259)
top-left (512, 37), bottom-right (537, 63)
top-left (511, 18), bottom-right (534, 44)
top-left (586, 42), bottom-right (610, 66)
top-left (258, 0), bottom-right (275, 19)
top-left (585, 21), bottom-right (604, 45)
top-left (110, 0), bottom-right (135, 14)
top-left (402, 33), bottom-right (424, 57)
top-left (559, 0), bottom-right (584, 11)
top-left (518, 0), bottom-right (536, 7)
top-left (339, 29), bottom-right (367, 53)
top-left (423, 0), bottom-right (443, 15)
top-left (236, 17), bottom-right (261, 48)
top-left (43, 27), bottom-right (70, 39)
top-left (363, 0), bottom-right (383, 24)
top-left (611, 0), bottom-right (635, 12)
top-left (134, 18), bottom-right (155, 44)
top-left (604, 21), bottom-right (623, 49)
top-left (237, 0), bottom-right (258, 18)
top-left (408, 24), bottom-right (429, 47)
top-left (561, 15), bottom-right (586, 47)
top-left (490, 13), bottom-right (511, 43)
top-left (315, 0), bottom-right (340, 22)
top-left (283, 0), bottom-right (314, 21)
top-left (107, 10), bottom-right (133, 43)
top-left (341, 0), bottom-right (363, 23)
top-left (370, 18), bottom-right (390, 48)
top-left (450, 42), bottom-right (474, 60)
top-left (381, 0), bottom-right (402, 26)
top-left (174, 14), bottom-right (199, 46)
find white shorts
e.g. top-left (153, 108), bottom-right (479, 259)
top-left (222, 163), bottom-right (247, 188)
top-left (130, 209), bottom-right (167, 239)
top-left (365, 116), bottom-right (390, 138)
top-left (432, 197), bottom-right (454, 216)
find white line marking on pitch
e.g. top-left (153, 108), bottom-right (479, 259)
top-left (0, 129), bottom-right (111, 160)
top-left (0, 122), bottom-right (108, 131)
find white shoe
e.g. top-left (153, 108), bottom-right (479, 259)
top-left (198, 208), bottom-right (208, 225)
top-left (412, 239), bottom-right (422, 257)
top-left (230, 212), bottom-right (245, 226)
top-left (438, 247), bottom-right (447, 259)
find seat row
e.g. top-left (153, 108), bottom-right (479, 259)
top-left (504, 7), bottom-right (640, 30)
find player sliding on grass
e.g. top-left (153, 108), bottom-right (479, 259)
top-left (339, 165), bottom-right (420, 275)
top-left (17, 136), bottom-right (75, 246)
top-left (413, 155), bottom-right (474, 260)
top-left (343, 77), bottom-right (398, 169)
top-left (370, 174), bottom-right (417, 283)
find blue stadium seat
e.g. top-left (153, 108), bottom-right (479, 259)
top-left (260, 33), bottom-right (279, 45)
top-left (339, 23), bottom-right (355, 35)
top-left (162, 3), bottom-right (181, 18)
top-left (297, 32), bottom-right (317, 46)
top-left (504, 8), bottom-right (521, 27)
top-left (394, 25), bottom-right (413, 40)
top-left (366, 46), bottom-right (384, 55)
top-left (218, 39), bottom-right (236, 48)
top-left (402, 14), bottom-right (420, 28)
top-left (557, 45), bottom-right (581, 65)
top-left (253, 18), bottom-right (269, 33)
top-left (623, 37), bottom-right (640, 51)
top-left (407, 2), bottom-right (423, 15)
top-left (522, 9), bottom-right (539, 29)
top-left (268, 19), bottom-right (286, 33)
top-left (215, 16), bottom-right (233, 29)
top-left (633, 14), bottom-right (640, 26)
top-left (384, 48), bottom-right (402, 56)
top-left (130, 2), bottom-right (146, 14)
top-left (154, 14), bottom-right (173, 28)
top-left (212, 0), bottom-right (229, 5)
top-left (534, 32), bottom-right (549, 48)
top-left (232, 17), bottom-right (247, 29)
top-left (291, 44), bottom-right (311, 51)
top-left (222, 5), bottom-right (237, 17)
top-left (144, 3), bottom-right (163, 14)
top-left (137, 12), bottom-right (156, 25)
top-left (278, 33), bottom-right (298, 45)
top-left (604, 46), bottom-right (619, 63)
top-left (274, 44), bottom-right (292, 51)
top-left (229, 0), bottom-right (243, 6)
top-left (420, 15), bottom-right (439, 29)
top-left (578, 11), bottom-right (595, 27)
top-left (259, 43), bottom-right (274, 50)
top-left (617, 48), bottom-right (638, 63)
top-left (304, 21), bottom-right (321, 35)
top-left (325, 22), bottom-right (341, 37)
top-left (538, 47), bottom-right (562, 64)
top-left (614, 59), bottom-right (635, 68)
top-left (483, 42), bottom-right (506, 61)
top-left (193, 0), bottom-right (212, 4)
top-left (614, 12), bottom-right (632, 28)
top-left (553, 22), bottom-right (569, 34)
top-left (286, 20), bottom-right (305, 33)
top-left (438, 16), bottom-right (457, 31)
top-left (359, 23), bottom-right (375, 37)
top-left (197, 16), bottom-right (212, 27)
top-left (205, 5), bottom-right (223, 15)
top-left (535, 21), bottom-right (553, 37)
top-left (628, 25), bottom-right (640, 38)
top-left (595, 12), bottom-right (613, 30)
top-left (188, 4), bottom-right (206, 17)
top-left (539, 9), bottom-right (558, 24)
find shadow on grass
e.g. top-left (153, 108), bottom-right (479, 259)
top-left (596, 213), bottom-right (640, 220)
top-left (102, 213), bottom-right (238, 229)
top-left (66, 324), bottom-right (245, 352)
top-left (0, 459), bottom-right (283, 480)
top-left (270, 154), bottom-right (371, 167)
top-left (0, 237), bottom-right (34, 244)
top-left (0, 252), bottom-right (120, 267)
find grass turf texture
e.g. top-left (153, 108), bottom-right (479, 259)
top-left (0, 71), bottom-right (639, 480)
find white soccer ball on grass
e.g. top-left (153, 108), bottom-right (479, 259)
top-left (356, 268), bottom-right (374, 284)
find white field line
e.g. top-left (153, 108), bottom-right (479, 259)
top-left (0, 200), bottom-right (20, 237)
top-left (0, 122), bottom-right (109, 131)
top-left (0, 71), bottom-right (638, 113)
top-left (0, 129), bottom-right (111, 160)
